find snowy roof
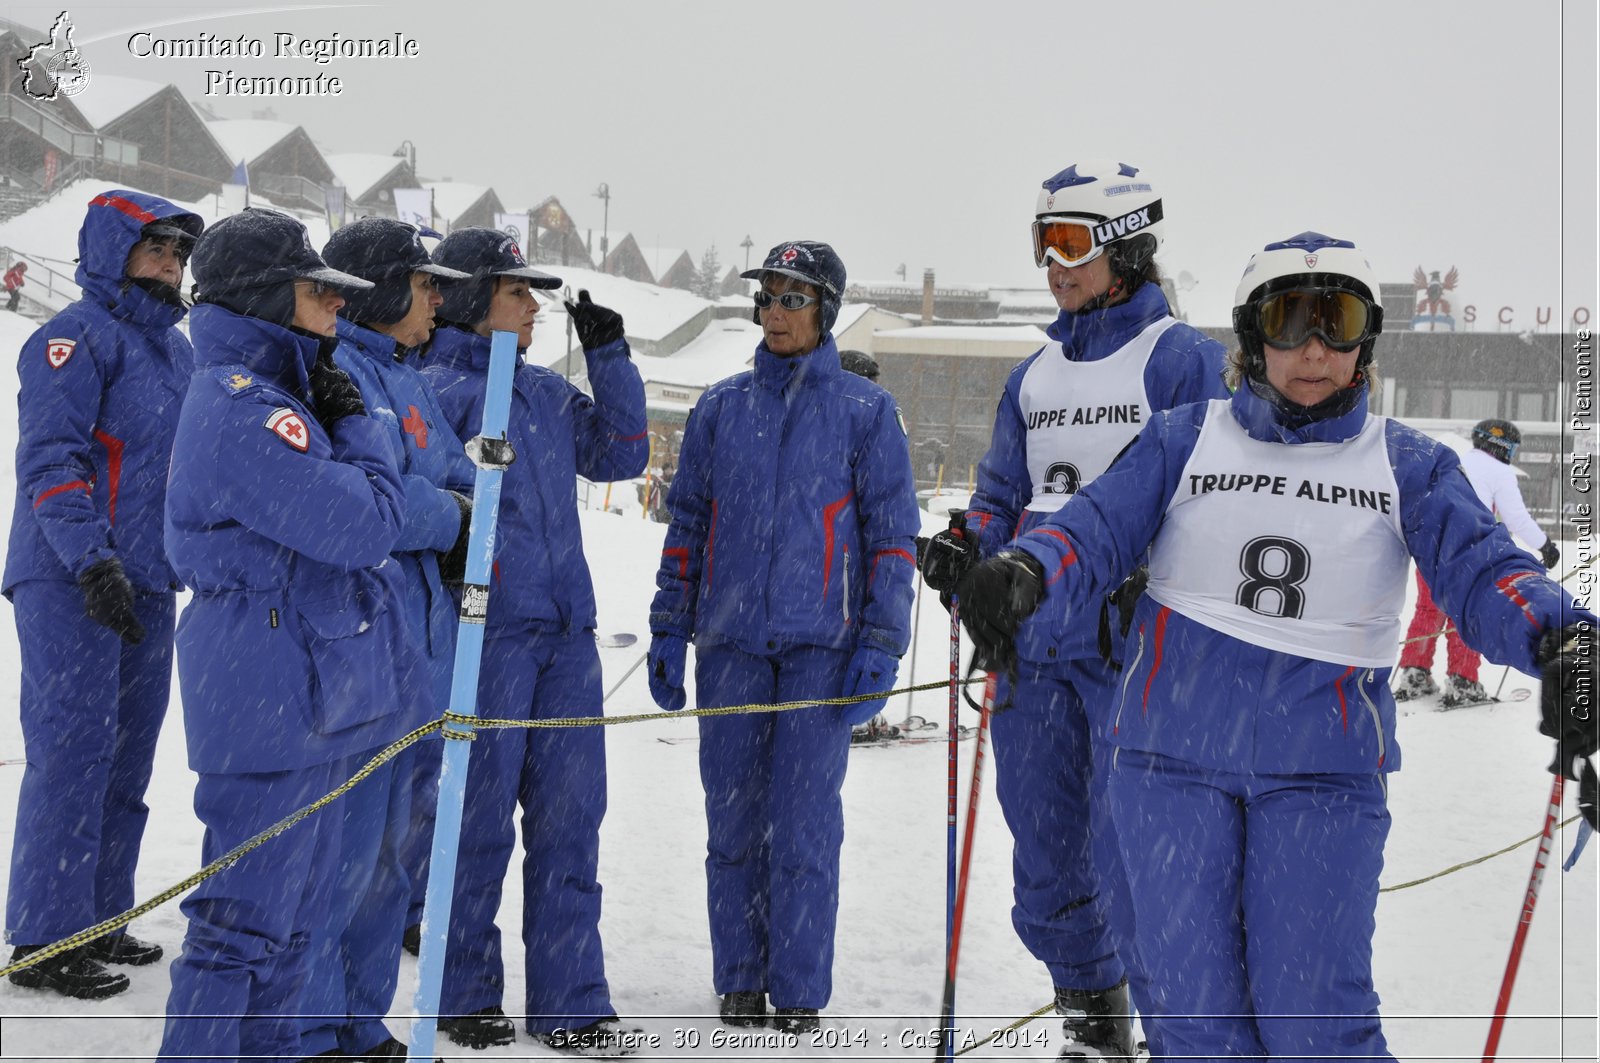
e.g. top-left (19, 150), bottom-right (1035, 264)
top-left (69, 74), bottom-right (169, 128)
top-left (204, 119), bottom-right (300, 165)
top-left (831, 303), bottom-right (873, 336)
top-left (325, 153), bottom-right (409, 201)
top-left (637, 246), bottom-right (691, 276)
top-left (634, 319), bottom-right (762, 392)
top-left (423, 181), bottom-right (492, 222)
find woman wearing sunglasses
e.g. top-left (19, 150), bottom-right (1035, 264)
top-left (647, 241), bottom-right (920, 1033)
top-left (917, 160), bottom-right (1227, 1057)
top-left (950, 232), bottom-right (1595, 1060)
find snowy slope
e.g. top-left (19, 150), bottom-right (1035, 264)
top-left (0, 304), bottom-right (1593, 1060)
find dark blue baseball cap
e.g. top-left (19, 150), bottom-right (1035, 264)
top-left (432, 226), bottom-right (561, 327)
top-left (740, 240), bottom-right (846, 298)
top-left (323, 217), bottom-right (468, 326)
top-left (192, 208), bottom-right (373, 299)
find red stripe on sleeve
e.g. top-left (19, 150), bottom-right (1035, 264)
top-left (34, 480), bottom-right (90, 507)
top-left (93, 430), bottom-right (125, 526)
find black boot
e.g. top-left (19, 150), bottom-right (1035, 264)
top-left (1054, 979), bottom-right (1136, 1060)
top-left (84, 931), bottom-right (163, 966)
top-left (8, 943), bottom-right (130, 999)
top-left (439, 1005), bottom-right (516, 1049)
top-left (770, 1007), bottom-right (820, 1034)
top-left (720, 990), bottom-right (767, 1027)
top-left (401, 923), bottom-right (421, 957)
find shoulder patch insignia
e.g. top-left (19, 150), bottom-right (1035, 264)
top-left (264, 407), bottom-right (310, 452)
top-left (227, 372), bottom-right (253, 390)
top-left (895, 406), bottom-right (908, 438)
top-left (45, 338), bottom-right (76, 369)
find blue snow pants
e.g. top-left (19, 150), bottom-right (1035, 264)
top-left (158, 763), bottom-right (345, 1062)
top-left (1107, 748), bottom-right (1394, 1062)
top-left (298, 745), bottom-right (414, 1056)
top-left (694, 642), bottom-right (853, 1010)
top-left (440, 628), bottom-right (612, 1034)
top-left (990, 658), bottom-right (1128, 993)
top-left (6, 579), bottom-right (173, 945)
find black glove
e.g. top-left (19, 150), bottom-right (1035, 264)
top-left (1579, 757), bottom-right (1598, 831)
top-left (954, 551), bottom-right (1045, 675)
top-left (564, 290), bottom-right (626, 352)
top-left (1537, 623), bottom-right (1599, 777)
top-left (921, 527), bottom-right (979, 595)
top-left (1098, 566), bottom-right (1150, 668)
top-left (307, 348), bottom-right (366, 430)
top-left (438, 491), bottom-right (473, 584)
top-left (465, 435), bottom-right (516, 470)
top-left (79, 557), bottom-right (145, 645)
top-left (1539, 540), bottom-right (1560, 571)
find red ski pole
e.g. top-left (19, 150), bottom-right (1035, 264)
top-left (1481, 769), bottom-right (1566, 1063)
top-left (936, 594), bottom-right (961, 1063)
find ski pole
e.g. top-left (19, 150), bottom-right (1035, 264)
top-left (936, 589), bottom-right (961, 1063)
top-left (906, 567), bottom-right (925, 720)
top-left (936, 673), bottom-right (996, 1063)
top-left (1480, 767), bottom-right (1565, 1063)
top-left (409, 330), bottom-right (518, 1063)
top-left (604, 649), bottom-right (649, 705)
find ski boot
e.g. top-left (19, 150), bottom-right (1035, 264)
top-left (84, 931), bottom-right (163, 966)
top-left (720, 990), bottom-right (767, 1027)
top-left (7, 944), bottom-right (129, 999)
top-left (536, 1016), bottom-right (646, 1058)
top-left (1055, 980), bottom-right (1136, 1060)
top-left (1440, 674), bottom-right (1492, 709)
top-left (439, 1005), bottom-right (516, 1049)
top-left (771, 1007), bottom-right (821, 1034)
top-left (1391, 666), bottom-right (1438, 701)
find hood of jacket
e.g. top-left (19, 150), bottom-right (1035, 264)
top-left (1045, 281), bottom-right (1171, 362)
top-left (188, 302), bottom-right (322, 397)
top-left (74, 190), bottom-right (201, 331)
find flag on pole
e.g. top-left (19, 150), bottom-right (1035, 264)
top-left (393, 188), bottom-right (434, 231)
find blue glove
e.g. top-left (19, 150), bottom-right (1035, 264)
top-left (648, 633), bottom-right (688, 712)
top-left (842, 646), bottom-right (899, 727)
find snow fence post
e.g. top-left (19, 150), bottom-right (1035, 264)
top-left (408, 329), bottom-right (519, 1062)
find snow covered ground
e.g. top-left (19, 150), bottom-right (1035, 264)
top-left (0, 305), bottom-right (1593, 1060)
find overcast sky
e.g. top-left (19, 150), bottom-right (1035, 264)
top-left (13, 0), bottom-right (1597, 327)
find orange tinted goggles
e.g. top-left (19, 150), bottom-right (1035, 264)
top-left (1031, 217), bottom-right (1101, 267)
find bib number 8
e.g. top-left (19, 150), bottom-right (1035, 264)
top-left (1236, 536), bottom-right (1310, 619)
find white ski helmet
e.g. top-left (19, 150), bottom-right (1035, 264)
top-left (1031, 160), bottom-right (1164, 273)
top-left (1231, 231), bottom-right (1385, 378)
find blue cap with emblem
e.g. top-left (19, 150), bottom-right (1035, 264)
top-left (322, 217), bottom-right (468, 327)
top-left (431, 227), bottom-right (561, 328)
top-left (740, 240), bottom-right (847, 334)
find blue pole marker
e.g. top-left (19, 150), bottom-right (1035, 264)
top-left (409, 330), bottom-right (518, 1062)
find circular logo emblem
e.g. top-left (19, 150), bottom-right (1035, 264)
top-left (46, 50), bottom-right (91, 97)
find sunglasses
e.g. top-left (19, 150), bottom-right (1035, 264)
top-left (753, 290), bottom-right (818, 312)
top-left (1252, 288), bottom-right (1377, 351)
top-left (298, 279), bottom-right (335, 297)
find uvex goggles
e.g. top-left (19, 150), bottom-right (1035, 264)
top-left (1031, 200), bottom-right (1163, 268)
top-left (1249, 287), bottom-right (1378, 351)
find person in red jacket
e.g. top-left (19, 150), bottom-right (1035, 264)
top-left (4, 260), bottom-right (26, 312)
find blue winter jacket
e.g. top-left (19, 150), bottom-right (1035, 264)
top-left (966, 283), bottom-right (1227, 665)
top-left (165, 304), bottom-right (425, 773)
top-left (334, 318), bottom-right (475, 707)
top-left (650, 338), bottom-right (921, 657)
top-left (421, 325), bottom-right (647, 636)
top-left (4, 190), bottom-right (201, 595)
top-left (1014, 381), bottom-right (1594, 775)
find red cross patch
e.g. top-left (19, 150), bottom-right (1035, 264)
top-left (780, 247), bottom-right (799, 264)
top-left (1304, 253), bottom-right (1319, 269)
top-left (45, 338), bottom-right (76, 369)
top-left (401, 404), bottom-right (429, 448)
top-left (264, 407), bottom-right (310, 452)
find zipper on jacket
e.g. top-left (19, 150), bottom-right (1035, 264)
top-left (1112, 624), bottom-right (1147, 736)
top-left (841, 545), bottom-right (851, 623)
top-left (1359, 669), bottom-right (1387, 769)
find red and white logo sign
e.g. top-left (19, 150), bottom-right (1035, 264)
top-left (264, 407), bottom-right (310, 452)
top-left (45, 337), bottom-right (76, 369)
top-left (780, 247), bottom-right (799, 264)
top-left (1304, 254), bottom-right (1319, 269)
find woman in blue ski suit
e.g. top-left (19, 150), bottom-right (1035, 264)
top-left (419, 227), bottom-right (648, 1054)
top-left (647, 241), bottom-right (921, 1033)
top-left (157, 209), bottom-right (427, 1062)
top-left (954, 232), bottom-right (1597, 1061)
top-left (921, 162), bottom-right (1226, 1055)
top-left (281, 217), bottom-right (477, 1059)
top-left (4, 190), bottom-right (202, 999)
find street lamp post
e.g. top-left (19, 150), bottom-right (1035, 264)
top-left (741, 234), bottom-right (754, 271)
top-left (593, 183), bottom-right (611, 270)
top-left (393, 140), bottom-right (416, 172)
